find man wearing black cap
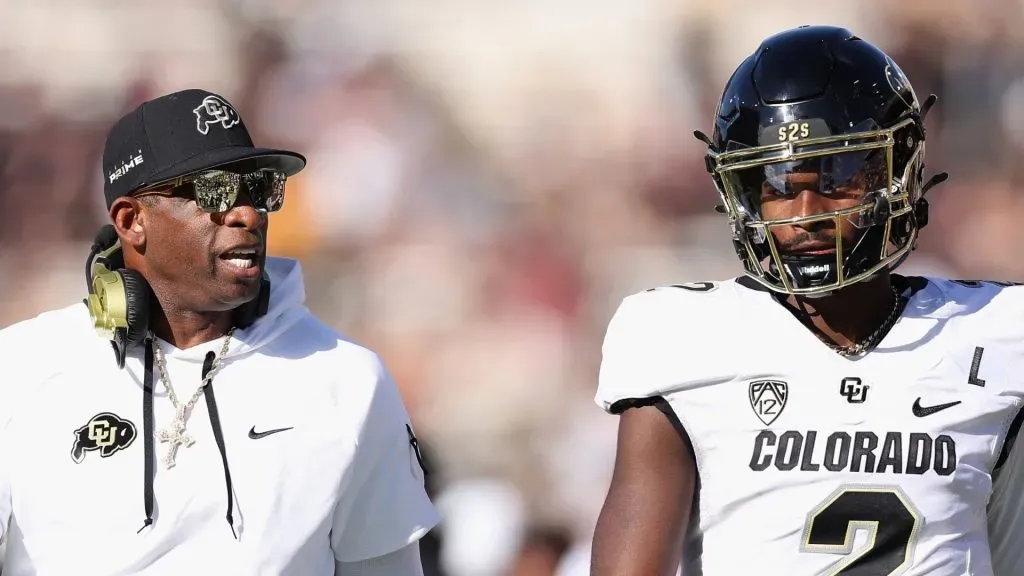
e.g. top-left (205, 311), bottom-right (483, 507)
top-left (0, 89), bottom-right (438, 574)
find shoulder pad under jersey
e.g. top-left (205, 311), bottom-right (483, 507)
top-left (921, 278), bottom-right (1024, 392)
top-left (595, 280), bottom-right (738, 413)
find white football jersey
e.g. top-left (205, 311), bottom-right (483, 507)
top-left (596, 276), bottom-right (1024, 576)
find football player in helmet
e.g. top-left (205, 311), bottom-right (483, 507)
top-left (591, 26), bottom-right (1024, 575)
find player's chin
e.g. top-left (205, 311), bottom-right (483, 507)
top-left (211, 283), bottom-right (261, 312)
top-left (212, 263), bottom-right (263, 305)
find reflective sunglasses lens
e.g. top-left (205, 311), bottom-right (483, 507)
top-left (244, 171), bottom-right (287, 212)
top-left (192, 171), bottom-right (241, 213)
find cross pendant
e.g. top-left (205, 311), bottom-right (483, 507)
top-left (157, 416), bottom-right (195, 469)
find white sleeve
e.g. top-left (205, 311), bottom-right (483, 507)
top-left (597, 294), bottom-right (654, 413)
top-left (0, 325), bottom-right (23, 544)
top-left (0, 311), bottom-right (59, 546)
top-left (595, 293), bottom-right (681, 413)
top-left (331, 358), bottom-right (440, 562)
top-left (335, 542), bottom-right (424, 576)
top-left (0, 420), bottom-right (10, 544)
top-left (988, 411), bottom-right (1024, 575)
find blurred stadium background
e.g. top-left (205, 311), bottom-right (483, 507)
top-left (1, 0), bottom-right (1023, 574)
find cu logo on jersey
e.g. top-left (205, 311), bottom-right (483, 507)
top-left (71, 412), bottom-right (137, 464)
top-left (840, 377), bottom-right (869, 404)
top-left (193, 95), bottom-right (240, 135)
top-left (749, 380), bottom-right (788, 426)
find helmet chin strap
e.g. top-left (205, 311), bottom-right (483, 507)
top-left (769, 225), bottom-right (887, 294)
top-left (773, 254), bottom-right (839, 295)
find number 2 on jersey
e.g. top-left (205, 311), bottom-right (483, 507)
top-left (802, 487), bottom-right (921, 576)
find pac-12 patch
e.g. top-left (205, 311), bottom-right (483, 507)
top-left (749, 380), bottom-right (788, 426)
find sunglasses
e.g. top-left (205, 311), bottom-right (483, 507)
top-left (135, 169), bottom-right (287, 213)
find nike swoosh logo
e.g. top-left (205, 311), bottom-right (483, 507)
top-left (912, 398), bottom-right (962, 418)
top-left (248, 426), bottom-right (293, 439)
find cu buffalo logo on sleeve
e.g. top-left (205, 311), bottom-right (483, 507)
top-left (749, 380), bottom-right (788, 426)
top-left (193, 95), bottom-right (240, 135)
top-left (71, 412), bottom-right (137, 464)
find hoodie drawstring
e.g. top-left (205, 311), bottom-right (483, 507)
top-left (138, 338), bottom-right (156, 533)
top-left (202, 351), bottom-right (237, 539)
top-left (138, 345), bottom-right (237, 539)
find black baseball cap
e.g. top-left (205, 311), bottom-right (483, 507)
top-left (102, 89), bottom-right (306, 208)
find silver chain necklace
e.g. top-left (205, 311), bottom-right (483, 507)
top-left (151, 328), bottom-right (235, 469)
top-left (821, 285), bottom-right (905, 358)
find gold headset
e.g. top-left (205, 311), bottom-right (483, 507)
top-left (85, 224), bottom-right (270, 369)
top-left (85, 225), bottom-right (151, 368)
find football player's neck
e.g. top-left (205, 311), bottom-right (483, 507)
top-left (785, 275), bottom-right (896, 348)
top-left (149, 302), bottom-right (234, 351)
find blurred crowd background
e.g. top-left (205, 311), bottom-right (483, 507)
top-left (1, 0), bottom-right (1023, 574)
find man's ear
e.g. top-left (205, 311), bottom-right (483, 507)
top-left (109, 197), bottom-right (147, 251)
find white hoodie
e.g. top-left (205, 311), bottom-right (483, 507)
top-left (0, 257), bottom-right (439, 575)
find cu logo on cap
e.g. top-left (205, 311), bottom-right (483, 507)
top-left (193, 95), bottom-right (240, 135)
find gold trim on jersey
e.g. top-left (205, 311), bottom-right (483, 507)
top-left (799, 485), bottom-right (922, 576)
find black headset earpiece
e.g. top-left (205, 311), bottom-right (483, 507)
top-left (84, 225), bottom-right (151, 369)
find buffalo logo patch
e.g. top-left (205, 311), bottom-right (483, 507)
top-left (71, 412), bottom-right (137, 464)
